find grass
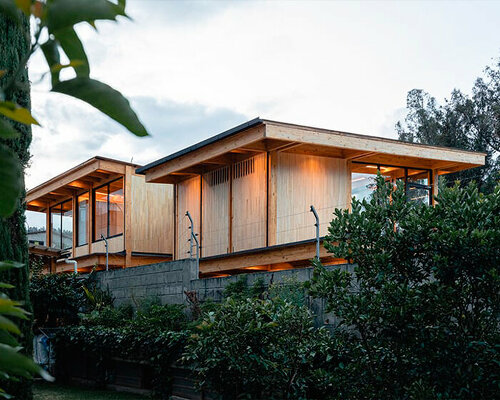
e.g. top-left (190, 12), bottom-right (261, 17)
top-left (33, 382), bottom-right (148, 400)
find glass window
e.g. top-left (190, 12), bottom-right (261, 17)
top-left (93, 178), bottom-right (124, 240)
top-left (108, 179), bottom-right (124, 237)
top-left (77, 193), bottom-right (89, 246)
top-left (351, 163), bottom-right (432, 206)
top-left (50, 206), bottom-right (62, 248)
top-left (50, 199), bottom-right (72, 249)
top-left (26, 210), bottom-right (46, 245)
top-left (94, 186), bottom-right (108, 240)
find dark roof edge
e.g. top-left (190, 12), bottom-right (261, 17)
top-left (135, 117), bottom-right (263, 174)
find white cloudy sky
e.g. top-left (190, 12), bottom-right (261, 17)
top-left (26, 0), bottom-right (500, 190)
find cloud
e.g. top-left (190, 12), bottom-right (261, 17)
top-left (26, 92), bottom-right (248, 189)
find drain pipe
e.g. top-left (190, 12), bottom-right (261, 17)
top-left (101, 234), bottom-right (109, 271)
top-left (310, 205), bottom-right (320, 261)
top-left (65, 259), bottom-right (78, 274)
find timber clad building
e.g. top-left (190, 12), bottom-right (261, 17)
top-left (27, 119), bottom-right (485, 276)
top-left (27, 157), bottom-right (174, 273)
top-left (136, 118), bottom-right (485, 277)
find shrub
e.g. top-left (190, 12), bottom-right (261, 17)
top-left (307, 176), bottom-right (500, 399)
top-left (30, 273), bottom-right (88, 327)
top-left (183, 297), bottom-right (335, 399)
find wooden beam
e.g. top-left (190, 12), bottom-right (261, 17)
top-left (265, 122), bottom-right (486, 167)
top-left (124, 166), bottom-right (133, 268)
top-left (200, 240), bottom-right (335, 274)
top-left (145, 125), bottom-right (266, 182)
top-left (27, 160), bottom-right (100, 203)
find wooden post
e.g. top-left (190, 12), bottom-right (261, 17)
top-left (45, 206), bottom-right (51, 248)
top-left (267, 151), bottom-right (278, 246)
top-left (72, 194), bottom-right (77, 259)
top-left (124, 167), bottom-right (133, 268)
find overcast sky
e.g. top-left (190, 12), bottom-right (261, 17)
top-left (26, 0), bottom-right (500, 191)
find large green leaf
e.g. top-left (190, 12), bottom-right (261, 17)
top-left (54, 27), bottom-right (90, 78)
top-left (0, 145), bottom-right (22, 217)
top-left (52, 78), bottom-right (148, 136)
top-left (0, 119), bottom-right (19, 139)
top-left (0, 262), bottom-right (23, 272)
top-left (40, 39), bottom-right (61, 86)
top-left (45, 0), bottom-right (127, 33)
top-left (0, 344), bottom-right (54, 381)
top-left (0, 102), bottom-right (39, 125)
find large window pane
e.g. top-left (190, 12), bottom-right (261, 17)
top-left (27, 210), bottom-right (46, 245)
top-left (108, 179), bottom-right (124, 237)
top-left (50, 205), bottom-right (62, 249)
top-left (77, 193), bottom-right (89, 246)
top-left (94, 186), bottom-right (108, 240)
top-left (50, 200), bottom-right (72, 249)
top-left (61, 200), bottom-right (73, 249)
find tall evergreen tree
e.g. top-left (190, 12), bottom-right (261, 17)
top-left (0, 12), bottom-right (33, 400)
top-left (396, 58), bottom-right (500, 193)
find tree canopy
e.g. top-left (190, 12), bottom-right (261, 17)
top-left (396, 57), bottom-right (500, 193)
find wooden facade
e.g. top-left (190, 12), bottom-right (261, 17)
top-left (137, 118), bottom-right (486, 277)
top-left (26, 157), bottom-right (174, 273)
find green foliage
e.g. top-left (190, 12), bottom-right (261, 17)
top-left (183, 297), bottom-right (334, 399)
top-left (56, 300), bottom-right (188, 396)
top-left (397, 57), bottom-right (500, 193)
top-left (0, 262), bottom-right (53, 399)
top-left (307, 175), bottom-right (500, 399)
top-left (268, 274), bottom-right (307, 308)
top-left (0, 145), bottom-right (22, 217)
top-left (223, 276), bottom-right (265, 300)
top-left (30, 273), bottom-right (89, 327)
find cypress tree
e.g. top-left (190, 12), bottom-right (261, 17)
top-left (0, 12), bottom-right (33, 400)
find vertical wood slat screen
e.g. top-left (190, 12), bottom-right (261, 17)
top-left (202, 166), bottom-right (230, 257)
top-left (232, 153), bottom-right (267, 252)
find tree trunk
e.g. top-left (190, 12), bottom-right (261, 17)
top-left (0, 12), bottom-right (33, 400)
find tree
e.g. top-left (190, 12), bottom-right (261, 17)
top-left (0, 1), bottom-right (149, 398)
top-left (307, 175), bottom-right (500, 399)
top-left (396, 57), bottom-right (500, 193)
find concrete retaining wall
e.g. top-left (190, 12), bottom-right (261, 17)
top-left (94, 259), bottom-right (352, 325)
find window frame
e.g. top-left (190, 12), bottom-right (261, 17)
top-left (76, 191), bottom-right (89, 247)
top-left (49, 198), bottom-right (73, 250)
top-left (351, 161), bottom-right (433, 205)
top-left (92, 177), bottom-right (125, 242)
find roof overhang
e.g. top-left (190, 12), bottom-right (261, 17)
top-left (137, 119), bottom-right (486, 184)
top-left (27, 156), bottom-right (139, 212)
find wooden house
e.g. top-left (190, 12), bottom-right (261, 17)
top-left (26, 157), bottom-right (174, 273)
top-left (136, 118), bottom-right (486, 277)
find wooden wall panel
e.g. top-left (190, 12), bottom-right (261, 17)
top-left (276, 153), bottom-right (348, 244)
top-left (176, 176), bottom-right (201, 259)
top-left (130, 174), bottom-right (174, 255)
top-left (232, 153), bottom-right (267, 252)
top-left (202, 167), bottom-right (230, 257)
top-left (92, 235), bottom-right (124, 253)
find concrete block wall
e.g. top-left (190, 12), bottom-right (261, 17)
top-left (94, 259), bottom-right (353, 325)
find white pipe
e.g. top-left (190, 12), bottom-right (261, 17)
top-left (65, 259), bottom-right (78, 274)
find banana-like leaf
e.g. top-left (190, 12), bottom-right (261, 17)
top-left (54, 26), bottom-right (90, 77)
top-left (52, 77), bottom-right (148, 136)
top-left (0, 344), bottom-right (54, 381)
top-left (45, 0), bottom-right (127, 33)
top-left (0, 331), bottom-right (18, 348)
top-left (0, 262), bottom-right (23, 272)
top-left (41, 39), bottom-right (61, 86)
top-left (0, 145), bottom-right (22, 217)
top-left (0, 316), bottom-right (20, 335)
top-left (0, 102), bottom-right (39, 125)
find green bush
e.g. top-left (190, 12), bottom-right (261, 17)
top-left (183, 297), bottom-right (334, 399)
top-left (307, 176), bottom-right (500, 399)
top-left (30, 273), bottom-right (88, 327)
